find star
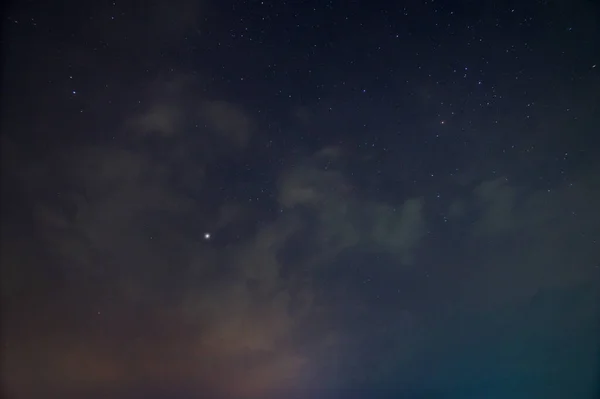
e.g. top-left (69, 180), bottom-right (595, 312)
top-left (204, 232), bottom-right (211, 240)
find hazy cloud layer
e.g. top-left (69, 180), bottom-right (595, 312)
top-left (3, 119), bottom-right (598, 396)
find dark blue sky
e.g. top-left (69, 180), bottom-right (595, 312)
top-left (1, 0), bottom-right (599, 398)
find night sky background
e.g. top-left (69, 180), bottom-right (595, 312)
top-left (1, 0), bottom-right (600, 398)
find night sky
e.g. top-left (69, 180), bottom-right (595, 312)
top-left (1, 0), bottom-right (600, 398)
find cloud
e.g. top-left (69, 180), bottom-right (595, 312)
top-left (450, 169), bottom-right (600, 309)
top-left (4, 117), bottom-right (597, 397)
top-left (278, 165), bottom-right (350, 208)
top-left (472, 177), bottom-right (517, 235)
top-left (200, 100), bottom-right (254, 148)
top-left (0, 138), bottom-right (319, 397)
top-left (125, 76), bottom-right (255, 153)
top-left (369, 198), bottom-right (426, 264)
top-left (1, 139), bottom-right (435, 396)
top-left (128, 104), bottom-right (183, 137)
top-left (277, 149), bottom-right (427, 265)
top-left (28, 147), bottom-right (194, 284)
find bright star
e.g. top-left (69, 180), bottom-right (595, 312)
top-left (204, 232), bottom-right (211, 240)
